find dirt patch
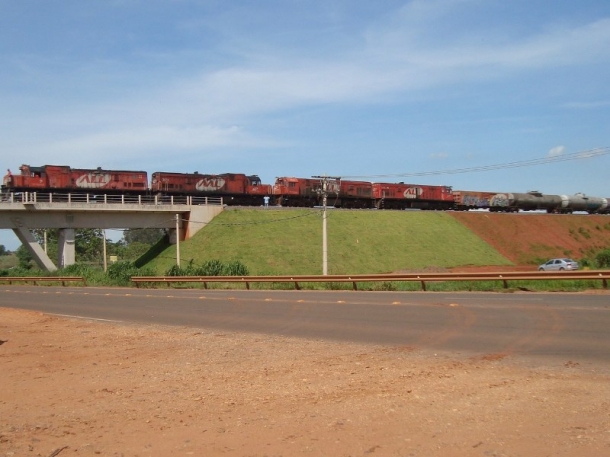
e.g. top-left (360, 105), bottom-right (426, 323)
top-left (449, 212), bottom-right (610, 264)
top-left (1, 308), bottom-right (609, 456)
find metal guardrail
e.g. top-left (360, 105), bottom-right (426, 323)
top-left (131, 270), bottom-right (610, 291)
top-left (0, 276), bottom-right (87, 286)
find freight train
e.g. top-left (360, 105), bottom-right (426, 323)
top-left (2, 164), bottom-right (609, 214)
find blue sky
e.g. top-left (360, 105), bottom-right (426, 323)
top-left (1, 0), bottom-right (609, 250)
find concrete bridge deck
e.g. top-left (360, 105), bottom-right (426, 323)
top-left (0, 192), bottom-right (224, 271)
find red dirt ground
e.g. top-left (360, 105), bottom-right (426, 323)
top-left (2, 308), bottom-right (610, 457)
top-left (449, 212), bottom-right (610, 265)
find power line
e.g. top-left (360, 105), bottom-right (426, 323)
top-left (341, 147), bottom-right (610, 180)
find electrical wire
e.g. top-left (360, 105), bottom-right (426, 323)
top-left (341, 147), bottom-right (610, 180)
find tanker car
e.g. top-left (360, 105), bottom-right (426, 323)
top-left (489, 191), bottom-right (609, 214)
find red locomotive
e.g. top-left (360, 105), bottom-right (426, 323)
top-left (3, 164), bottom-right (148, 194)
top-left (371, 182), bottom-right (454, 210)
top-left (272, 177), bottom-right (323, 207)
top-left (331, 180), bottom-right (373, 208)
top-left (151, 171), bottom-right (271, 205)
top-left (272, 177), bottom-right (373, 208)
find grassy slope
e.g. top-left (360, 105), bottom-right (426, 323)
top-left (147, 209), bottom-right (512, 275)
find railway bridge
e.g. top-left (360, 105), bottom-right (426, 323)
top-left (0, 192), bottom-right (223, 271)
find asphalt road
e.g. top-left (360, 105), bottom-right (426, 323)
top-left (1, 286), bottom-right (609, 364)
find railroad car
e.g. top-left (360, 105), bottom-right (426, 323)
top-left (489, 191), bottom-right (609, 214)
top-left (273, 178), bottom-right (374, 208)
top-left (151, 171), bottom-right (271, 205)
top-left (3, 164), bottom-right (148, 194)
top-left (563, 193), bottom-right (608, 213)
top-left (371, 182), bottom-right (454, 210)
top-left (453, 190), bottom-right (500, 211)
top-left (329, 180), bottom-right (373, 208)
top-left (273, 177), bottom-right (323, 207)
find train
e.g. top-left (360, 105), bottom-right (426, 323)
top-left (2, 164), bottom-right (609, 214)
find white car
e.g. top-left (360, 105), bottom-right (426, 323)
top-left (538, 258), bottom-right (579, 271)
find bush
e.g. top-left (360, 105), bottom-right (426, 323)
top-left (165, 264), bottom-right (186, 276)
top-left (200, 259), bottom-right (225, 276)
top-left (163, 259), bottom-right (249, 277)
top-left (61, 263), bottom-right (97, 277)
top-left (107, 261), bottom-right (155, 286)
top-left (224, 260), bottom-right (249, 276)
top-left (579, 258), bottom-right (593, 269)
top-left (595, 249), bottom-right (610, 268)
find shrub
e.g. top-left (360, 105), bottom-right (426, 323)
top-left (61, 263), bottom-right (97, 277)
top-left (201, 259), bottom-right (225, 276)
top-left (163, 259), bottom-right (249, 277)
top-left (107, 261), bottom-right (154, 286)
top-left (224, 260), bottom-right (249, 276)
top-left (595, 249), bottom-right (610, 269)
top-left (165, 264), bottom-right (186, 276)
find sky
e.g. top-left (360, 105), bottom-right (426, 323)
top-left (1, 0), bottom-right (609, 250)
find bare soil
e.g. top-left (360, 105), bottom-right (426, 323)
top-left (2, 307), bottom-right (609, 457)
top-left (449, 212), bottom-right (610, 265)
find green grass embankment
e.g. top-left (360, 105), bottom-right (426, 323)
top-left (146, 209), bottom-right (513, 275)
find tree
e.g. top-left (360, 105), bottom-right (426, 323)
top-left (75, 229), bottom-right (104, 262)
top-left (596, 249), bottom-right (610, 268)
top-left (16, 245), bottom-right (33, 270)
top-left (0, 245), bottom-right (7, 256)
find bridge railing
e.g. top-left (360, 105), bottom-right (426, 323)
top-left (131, 270), bottom-right (610, 291)
top-left (1, 192), bottom-right (223, 206)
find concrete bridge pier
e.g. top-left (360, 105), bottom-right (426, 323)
top-left (12, 226), bottom-right (58, 272)
top-left (57, 228), bottom-right (76, 268)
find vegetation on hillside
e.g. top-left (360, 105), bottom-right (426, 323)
top-left (3, 210), bottom-right (610, 292)
top-left (145, 209), bottom-right (513, 275)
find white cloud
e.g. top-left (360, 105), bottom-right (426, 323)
top-left (548, 146), bottom-right (565, 157)
top-left (429, 152), bottom-right (449, 159)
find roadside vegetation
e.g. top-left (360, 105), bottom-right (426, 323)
top-left (1, 210), bottom-right (609, 292)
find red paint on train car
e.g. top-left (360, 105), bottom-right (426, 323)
top-left (372, 182), bottom-right (454, 209)
top-left (2, 165), bottom-right (147, 193)
top-left (273, 177), bottom-right (322, 206)
top-left (331, 180), bottom-right (373, 208)
top-left (151, 171), bottom-right (269, 205)
top-left (71, 168), bottom-right (147, 191)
